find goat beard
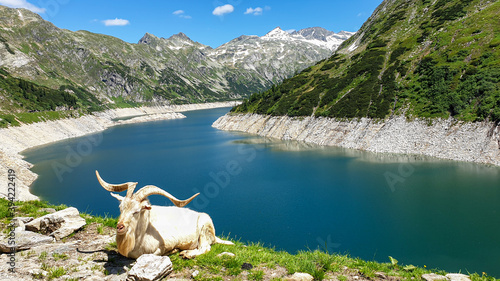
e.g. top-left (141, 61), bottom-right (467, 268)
top-left (116, 230), bottom-right (135, 257)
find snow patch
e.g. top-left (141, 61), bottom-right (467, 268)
top-left (17, 10), bottom-right (24, 22)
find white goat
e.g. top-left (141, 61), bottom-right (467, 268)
top-left (96, 171), bottom-right (233, 259)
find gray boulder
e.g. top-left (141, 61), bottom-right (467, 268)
top-left (127, 254), bottom-right (173, 281)
top-left (287, 272), bottom-right (314, 281)
top-left (0, 230), bottom-right (55, 252)
top-left (422, 274), bottom-right (449, 281)
top-left (25, 207), bottom-right (86, 240)
top-left (446, 274), bottom-right (471, 281)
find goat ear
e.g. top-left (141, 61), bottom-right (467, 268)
top-left (142, 202), bottom-right (152, 210)
top-left (110, 192), bottom-right (124, 201)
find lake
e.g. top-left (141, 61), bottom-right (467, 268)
top-left (23, 107), bottom-right (500, 276)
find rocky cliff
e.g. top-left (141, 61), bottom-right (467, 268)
top-left (213, 113), bottom-right (500, 166)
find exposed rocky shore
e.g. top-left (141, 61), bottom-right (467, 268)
top-left (213, 113), bottom-right (500, 166)
top-left (0, 102), bottom-right (238, 201)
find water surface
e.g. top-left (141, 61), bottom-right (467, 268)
top-left (23, 107), bottom-right (500, 276)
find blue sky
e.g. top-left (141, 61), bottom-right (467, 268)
top-left (1, 0), bottom-right (383, 48)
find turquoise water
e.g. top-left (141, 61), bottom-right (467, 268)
top-left (23, 107), bottom-right (500, 276)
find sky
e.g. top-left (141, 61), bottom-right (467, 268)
top-left (0, 0), bottom-right (383, 48)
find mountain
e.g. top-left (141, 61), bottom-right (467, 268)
top-left (232, 0), bottom-right (500, 122)
top-left (209, 27), bottom-right (354, 83)
top-left (0, 5), bottom-right (353, 122)
top-left (0, 6), bottom-right (266, 109)
top-left (291, 27), bottom-right (353, 50)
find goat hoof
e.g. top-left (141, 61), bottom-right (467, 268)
top-left (180, 250), bottom-right (196, 259)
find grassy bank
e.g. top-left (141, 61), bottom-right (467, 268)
top-left (1, 198), bottom-right (497, 281)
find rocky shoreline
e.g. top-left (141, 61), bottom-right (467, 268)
top-left (212, 113), bottom-right (500, 166)
top-left (0, 102), bottom-right (238, 201)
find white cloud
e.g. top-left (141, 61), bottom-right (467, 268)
top-left (212, 4), bottom-right (234, 16)
top-left (0, 0), bottom-right (46, 13)
top-left (244, 7), bottom-right (263, 16)
top-left (102, 18), bottom-right (130, 26)
top-left (173, 10), bottom-right (192, 19)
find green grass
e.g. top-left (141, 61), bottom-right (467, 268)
top-left (169, 240), bottom-right (439, 280)
top-left (52, 253), bottom-right (69, 261)
top-left (47, 266), bottom-right (66, 280)
top-left (80, 212), bottom-right (118, 228)
top-left (38, 251), bottom-right (48, 261)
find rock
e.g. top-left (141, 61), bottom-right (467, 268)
top-left (0, 230), bottom-right (55, 252)
top-left (105, 276), bottom-right (125, 281)
top-left (446, 274), bottom-right (471, 281)
top-left (106, 275), bottom-right (127, 281)
top-left (40, 208), bottom-right (56, 214)
top-left (422, 273), bottom-right (448, 281)
top-left (28, 268), bottom-right (47, 277)
top-left (127, 254), bottom-right (173, 281)
top-left (84, 276), bottom-right (105, 281)
top-left (14, 217), bottom-right (34, 223)
top-left (286, 272), bottom-right (314, 281)
top-left (25, 207), bottom-right (86, 240)
top-left (191, 270), bottom-right (200, 278)
top-left (217, 252), bottom-right (235, 257)
top-left (241, 262), bottom-right (253, 270)
top-left (11, 218), bottom-right (25, 231)
top-left (376, 272), bottom-right (388, 279)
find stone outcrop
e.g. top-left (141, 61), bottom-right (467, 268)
top-left (213, 113), bottom-right (500, 166)
top-left (25, 207), bottom-right (86, 240)
top-left (127, 254), bottom-right (173, 281)
top-left (0, 230), bottom-right (55, 252)
top-left (422, 273), bottom-right (472, 281)
top-left (286, 272), bottom-right (314, 281)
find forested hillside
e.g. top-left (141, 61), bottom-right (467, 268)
top-left (232, 0), bottom-right (500, 122)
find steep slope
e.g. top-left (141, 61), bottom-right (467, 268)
top-left (209, 27), bottom-right (354, 83)
top-left (232, 0), bottom-right (500, 122)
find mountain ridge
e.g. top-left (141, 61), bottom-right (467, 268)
top-left (0, 5), bottom-right (353, 125)
top-left (208, 26), bottom-right (354, 83)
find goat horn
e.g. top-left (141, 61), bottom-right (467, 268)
top-left (95, 170), bottom-right (138, 198)
top-left (134, 185), bottom-right (199, 207)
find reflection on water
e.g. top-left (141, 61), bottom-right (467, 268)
top-left (233, 136), bottom-right (462, 164)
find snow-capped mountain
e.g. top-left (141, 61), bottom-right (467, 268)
top-left (260, 27), bottom-right (354, 51)
top-left (208, 27), bottom-right (354, 82)
top-left (290, 27), bottom-right (355, 50)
